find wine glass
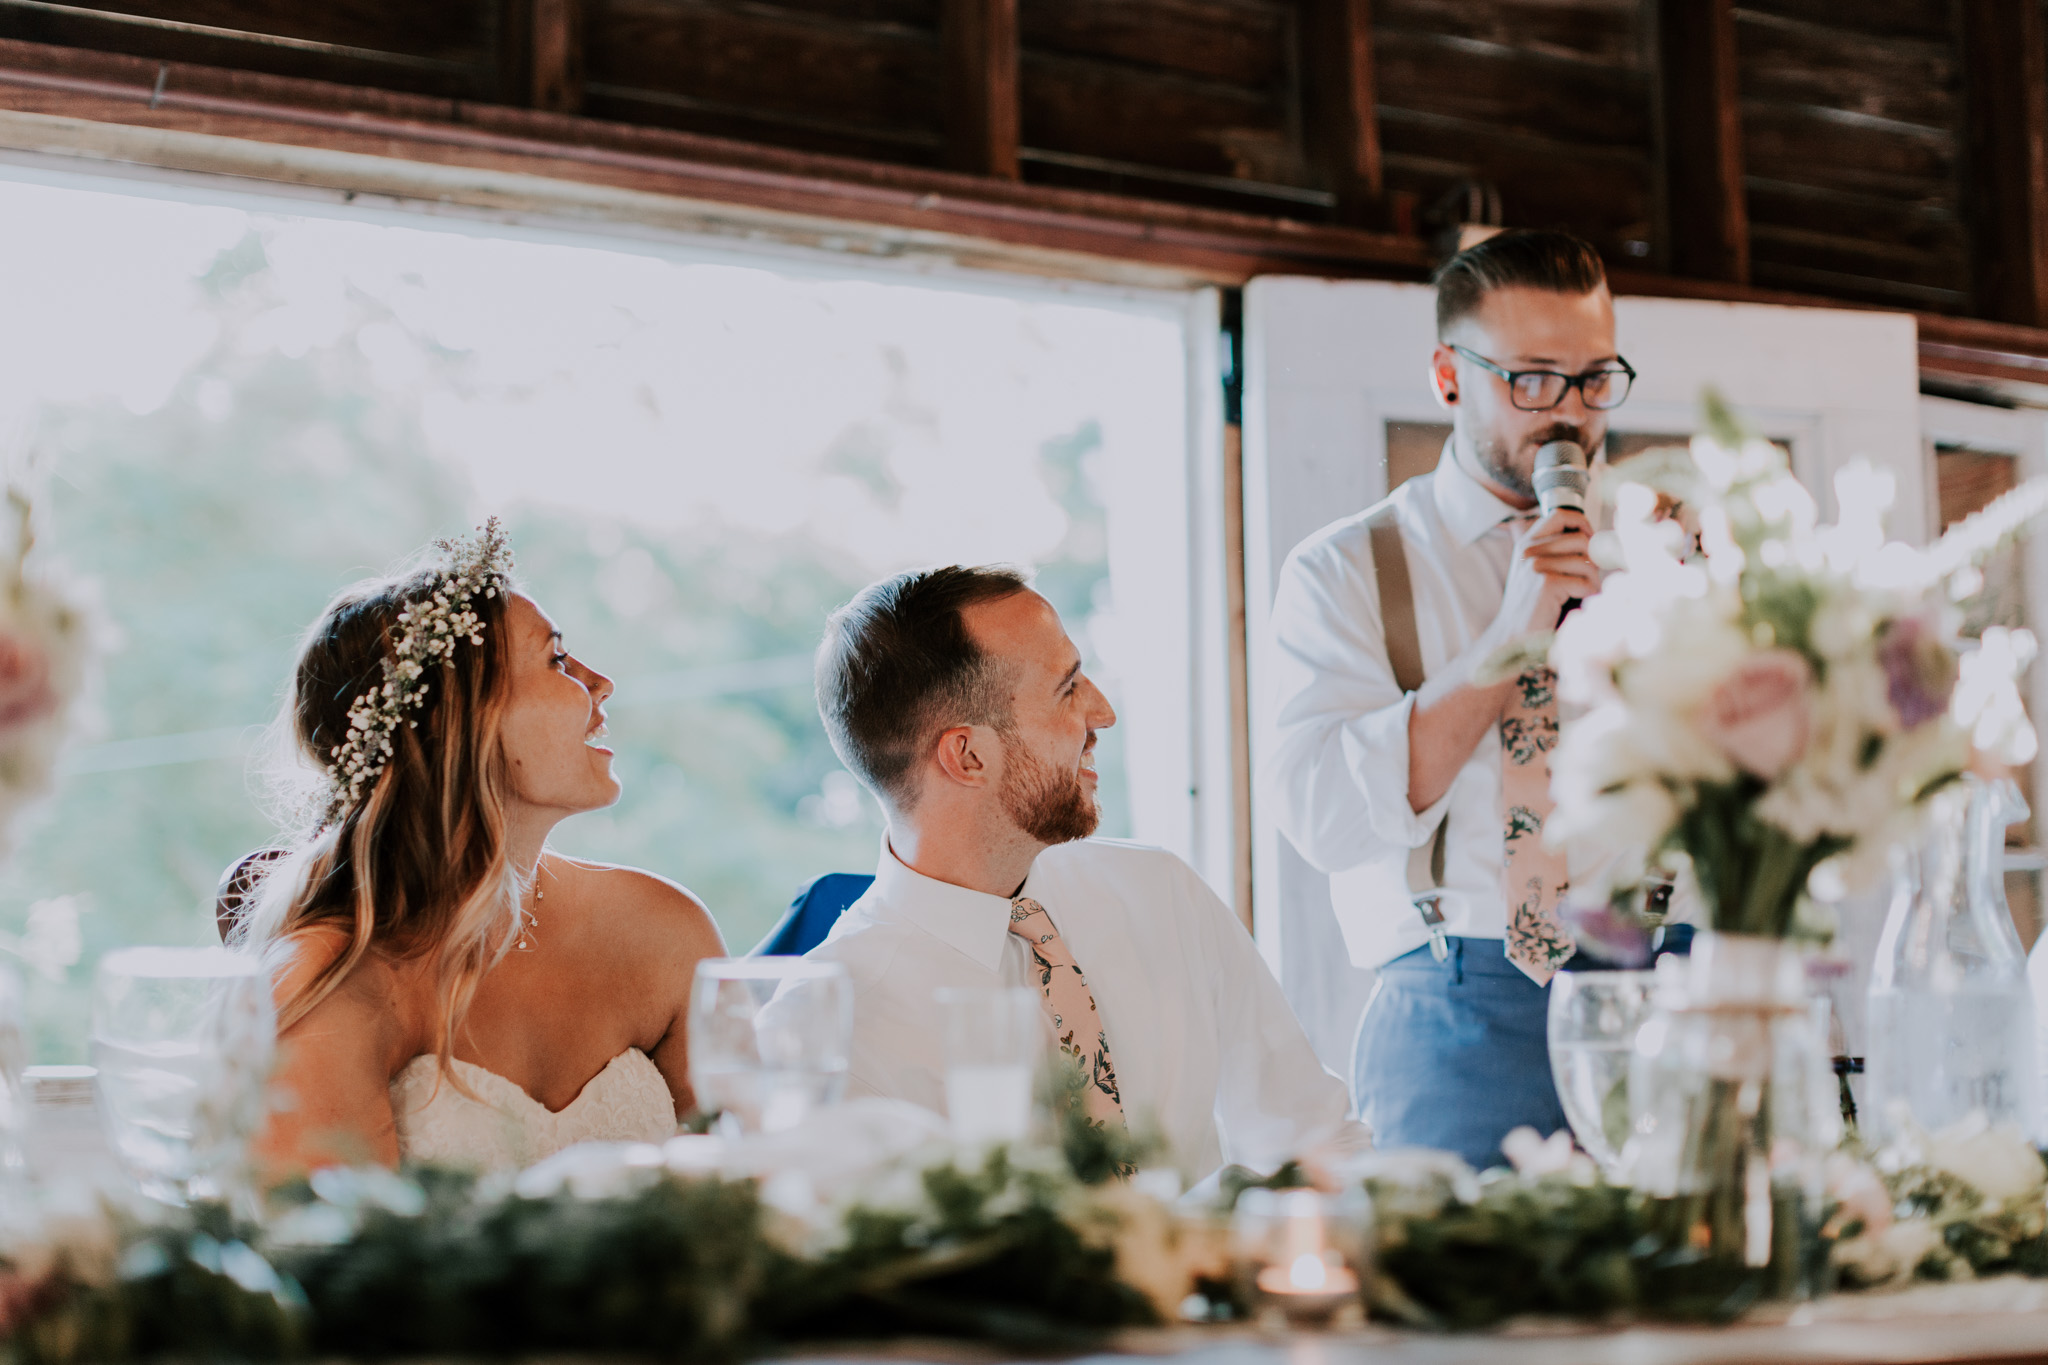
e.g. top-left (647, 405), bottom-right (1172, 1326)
top-left (91, 946), bottom-right (275, 1205)
top-left (1546, 969), bottom-right (1658, 1175)
top-left (936, 986), bottom-right (1046, 1144)
top-left (0, 963), bottom-right (29, 1155)
top-left (688, 958), bottom-right (852, 1134)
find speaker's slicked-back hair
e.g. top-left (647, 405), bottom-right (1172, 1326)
top-left (1432, 228), bottom-right (1608, 339)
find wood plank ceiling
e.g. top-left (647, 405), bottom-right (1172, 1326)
top-left (0, 0), bottom-right (2046, 377)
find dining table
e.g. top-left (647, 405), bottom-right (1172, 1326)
top-left (790, 1278), bottom-right (2048, 1365)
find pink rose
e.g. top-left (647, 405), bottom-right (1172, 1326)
top-left (1698, 648), bottom-right (1812, 780)
top-left (0, 634), bottom-right (56, 733)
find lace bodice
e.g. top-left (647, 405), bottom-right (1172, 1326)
top-left (391, 1048), bottom-right (677, 1170)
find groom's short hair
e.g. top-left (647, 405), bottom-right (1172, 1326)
top-left (817, 564), bottom-right (1032, 808)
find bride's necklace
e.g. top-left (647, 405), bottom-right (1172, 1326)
top-left (515, 864), bottom-right (546, 952)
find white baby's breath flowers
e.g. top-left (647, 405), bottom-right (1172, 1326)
top-left (1068, 1177), bottom-right (1229, 1320)
top-left (0, 491), bottom-right (101, 857)
top-left (322, 519), bottom-right (514, 827)
top-left (1924, 1114), bottom-right (2048, 1207)
top-left (1546, 422), bottom-right (2043, 914)
top-left (1954, 627), bottom-right (2040, 765)
top-left (1500, 1125), bottom-right (1598, 1183)
top-left (0, 893), bottom-right (84, 982)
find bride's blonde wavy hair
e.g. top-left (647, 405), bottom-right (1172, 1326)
top-left (234, 556), bottom-right (521, 1077)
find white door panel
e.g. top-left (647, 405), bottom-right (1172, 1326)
top-left (1243, 276), bottom-right (1926, 1075)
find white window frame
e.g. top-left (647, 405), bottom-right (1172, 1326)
top-left (1919, 395), bottom-right (2048, 864)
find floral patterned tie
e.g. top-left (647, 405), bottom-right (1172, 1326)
top-left (1008, 896), bottom-right (1126, 1133)
top-left (1500, 665), bottom-right (1574, 984)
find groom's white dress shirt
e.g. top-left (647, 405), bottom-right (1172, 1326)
top-left (1265, 441), bottom-right (1527, 970)
top-left (807, 835), bottom-right (1365, 1180)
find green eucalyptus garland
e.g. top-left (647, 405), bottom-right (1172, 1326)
top-left (10, 1107), bottom-right (2048, 1357)
top-left (12, 1084), bottom-right (1165, 1363)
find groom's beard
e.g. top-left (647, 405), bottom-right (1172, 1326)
top-left (999, 739), bottom-right (1099, 846)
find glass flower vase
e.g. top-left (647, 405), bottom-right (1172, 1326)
top-left (1622, 933), bottom-right (1840, 1315)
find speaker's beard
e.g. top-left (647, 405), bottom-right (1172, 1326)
top-left (1473, 422), bottom-right (1589, 502)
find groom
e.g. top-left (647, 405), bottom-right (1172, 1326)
top-left (806, 565), bottom-right (1364, 1180)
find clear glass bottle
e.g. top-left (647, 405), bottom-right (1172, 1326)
top-left (1866, 777), bottom-right (2043, 1145)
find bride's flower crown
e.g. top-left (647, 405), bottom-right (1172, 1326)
top-left (322, 518), bottom-right (515, 827)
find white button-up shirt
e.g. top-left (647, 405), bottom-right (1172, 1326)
top-left (1265, 442), bottom-right (1529, 969)
top-left (808, 835), bottom-right (1365, 1180)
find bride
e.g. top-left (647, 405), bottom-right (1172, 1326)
top-left (237, 520), bottom-right (724, 1177)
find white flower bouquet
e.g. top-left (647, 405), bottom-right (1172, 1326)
top-left (0, 490), bottom-right (96, 848)
top-left (1549, 397), bottom-right (2044, 939)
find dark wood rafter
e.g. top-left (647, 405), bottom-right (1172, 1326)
top-left (11, 9), bottom-right (2048, 385)
top-left (500, 0), bottom-right (583, 114)
top-left (529, 0), bottom-right (583, 115)
top-left (1297, 0), bottom-right (1383, 227)
top-left (941, 0), bottom-right (1018, 178)
top-left (0, 36), bottom-right (1428, 281)
top-left (1649, 0), bottom-right (1747, 283)
top-left (1955, 0), bottom-right (2048, 327)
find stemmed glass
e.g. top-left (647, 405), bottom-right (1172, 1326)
top-left (91, 946), bottom-right (275, 1206)
top-left (1546, 969), bottom-right (1659, 1175)
top-left (688, 958), bottom-right (853, 1134)
top-left (937, 986), bottom-right (1046, 1144)
top-left (0, 964), bottom-right (28, 1153)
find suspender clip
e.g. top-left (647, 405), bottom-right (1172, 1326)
top-left (1412, 889), bottom-right (1451, 962)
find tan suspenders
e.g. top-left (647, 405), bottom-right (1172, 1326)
top-left (1366, 505), bottom-right (1453, 957)
top-left (1367, 505), bottom-right (1423, 695)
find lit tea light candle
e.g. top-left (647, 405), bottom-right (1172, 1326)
top-left (1255, 1251), bottom-right (1358, 1297)
top-left (1249, 1198), bottom-right (1360, 1326)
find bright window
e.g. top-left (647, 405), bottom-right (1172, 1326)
top-left (0, 169), bottom-right (1199, 1057)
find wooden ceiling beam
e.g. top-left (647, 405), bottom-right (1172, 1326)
top-left (1649, 0), bottom-right (1748, 284)
top-left (942, 0), bottom-right (1019, 179)
top-left (0, 37), bottom-right (1429, 284)
top-left (11, 33), bottom-right (2048, 390)
top-left (1956, 0), bottom-right (2048, 328)
top-left (499, 0), bottom-right (584, 115)
top-left (1298, 0), bottom-right (1383, 229)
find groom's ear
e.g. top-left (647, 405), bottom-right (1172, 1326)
top-left (931, 723), bottom-right (991, 790)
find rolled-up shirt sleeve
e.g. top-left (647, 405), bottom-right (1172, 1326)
top-left (1265, 532), bottom-right (1451, 876)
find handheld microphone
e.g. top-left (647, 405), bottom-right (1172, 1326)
top-left (1533, 439), bottom-right (1590, 626)
top-left (1533, 440), bottom-right (1589, 518)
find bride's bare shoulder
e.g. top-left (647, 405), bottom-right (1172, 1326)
top-left (269, 925), bottom-right (357, 997)
top-left (270, 928), bottom-right (410, 1025)
top-left (545, 857), bottom-right (725, 958)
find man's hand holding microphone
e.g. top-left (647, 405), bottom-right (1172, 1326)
top-left (1508, 439), bottom-right (1600, 636)
top-left (1407, 439), bottom-right (1602, 815)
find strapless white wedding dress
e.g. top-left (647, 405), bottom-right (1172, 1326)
top-left (390, 1048), bottom-right (677, 1170)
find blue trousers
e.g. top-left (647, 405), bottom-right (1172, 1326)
top-left (1351, 936), bottom-right (1567, 1171)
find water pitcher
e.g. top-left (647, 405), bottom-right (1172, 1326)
top-left (1867, 776), bottom-right (2043, 1145)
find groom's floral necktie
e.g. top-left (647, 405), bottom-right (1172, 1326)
top-left (1008, 896), bottom-right (1126, 1133)
top-left (1499, 664), bottom-right (1574, 984)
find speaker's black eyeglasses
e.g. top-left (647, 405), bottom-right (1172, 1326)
top-left (1450, 344), bottom-right (1636, 412)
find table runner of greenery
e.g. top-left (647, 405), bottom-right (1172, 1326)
top-left (7, 1106), bottom-right (2048, 1362)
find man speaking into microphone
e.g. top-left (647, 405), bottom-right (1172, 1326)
top-left (1263, 229), bottom-right (1635, 1168)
